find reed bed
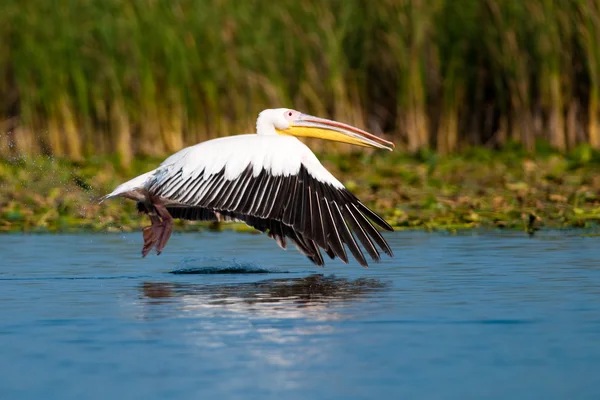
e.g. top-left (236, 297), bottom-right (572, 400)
top-left (1, 0), bottom-right (599, 166)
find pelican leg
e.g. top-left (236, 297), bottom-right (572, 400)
top-left (142, 211), bottom-right (161, 257)
top-left (153, 203), bottom-right (173, 255)
top-left (140, 198), bottom-right (173, 257)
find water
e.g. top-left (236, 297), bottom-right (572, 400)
top-left (1, 230), bottom-right (599, 399)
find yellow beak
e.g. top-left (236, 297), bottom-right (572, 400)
top-left (276, 114), bottom-right (395, 151)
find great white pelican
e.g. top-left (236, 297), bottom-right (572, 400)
top-left (103, 109), bottom-right (395, 267)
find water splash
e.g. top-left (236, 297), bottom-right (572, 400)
top-left (170, 256), bottom-right (284, 274)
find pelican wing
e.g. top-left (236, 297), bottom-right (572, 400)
top-left (136, 201), bottom-right (328, 265)
top-left (143, 135), bottom-right (393, 267)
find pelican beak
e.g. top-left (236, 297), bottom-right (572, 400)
top-left (277, 114), bottom-right (395, 151)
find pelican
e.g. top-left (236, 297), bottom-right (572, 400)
top-left (103, 108), bottom-right (395, 267)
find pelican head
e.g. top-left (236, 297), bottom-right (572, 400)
top-left (257, 108), bottom-right (394, 151)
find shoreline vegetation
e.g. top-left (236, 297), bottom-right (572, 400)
top-left (2, 1), bottom-right (600, 235)
top-left (2, 142), bottom-right (600, 234)
top-left (1, 0), bottom-right (600, 166)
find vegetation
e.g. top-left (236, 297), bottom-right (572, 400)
top-left (1, 0), bottom-right (600, 166)
top-left (2, 1), bottom-right (600, 235)
top-left (2, 143), bottom-right (600, 233)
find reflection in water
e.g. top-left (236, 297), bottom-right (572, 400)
top-left (136, 275), bottom-right (391, 372)
top-left (140, 274), bottom-right (388, 320)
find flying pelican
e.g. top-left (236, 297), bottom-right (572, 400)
top-left (103, 108), bottom-right (395, 267)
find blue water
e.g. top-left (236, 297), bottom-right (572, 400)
top-left (1, 230), bottom-right (599, 399)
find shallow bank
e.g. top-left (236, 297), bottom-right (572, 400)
top-left (2, 145), bottom-right (600, 234)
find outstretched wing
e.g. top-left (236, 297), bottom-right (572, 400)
top-left (144, 135), bottom-right (394, 267)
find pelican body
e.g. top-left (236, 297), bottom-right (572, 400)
top-left (104, 109), bottom-right (395, 267)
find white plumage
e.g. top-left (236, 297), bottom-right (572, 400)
top-left (106, 135), bottom-right (344, 202)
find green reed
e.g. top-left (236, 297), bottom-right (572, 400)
top-left (1, 0), bottom-right (600, 165)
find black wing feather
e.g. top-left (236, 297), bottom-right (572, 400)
top-left (148, 164), bottom-right (393, 267)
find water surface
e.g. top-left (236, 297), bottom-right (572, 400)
top-left (1, 230), bottom-right (599, 399)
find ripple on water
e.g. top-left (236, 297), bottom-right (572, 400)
top-left (170, 256), bottom-right (287, 274)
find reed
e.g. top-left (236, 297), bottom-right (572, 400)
top-left (1, 0), bottom-right (600, 165)
top-left (576, 0), bottom-right (600, 149)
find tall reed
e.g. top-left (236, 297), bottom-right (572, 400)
top-left (1, 0), bottom-right (600, 165)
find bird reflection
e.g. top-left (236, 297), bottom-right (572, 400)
top-left (139, 274), bottom-right (388, 320)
